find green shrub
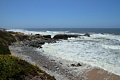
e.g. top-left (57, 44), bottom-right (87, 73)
top-left (0, 30), bottom-right (55, 80)
top-left (0, 30), bottom-right (16, 45)
top-left (0, 55), bottom-right (55, 80)
top-left (0, 30), bottom-right (16, 54)
top-left (0, 43), bottom-right (10, 54)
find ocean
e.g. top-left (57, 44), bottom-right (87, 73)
top-left (7, 28), bottom-right (120, 76)
top-left (24, 28), bottom-right (120, 35)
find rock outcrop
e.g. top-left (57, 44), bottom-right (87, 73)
top-left (53, 33), bottom-right (90, 40)
top-left (53, 34), bottom-right (68, 40)
top-left (67, 34), bottom-right (79, 38)
top-left (7, 31), bottom-right (90, 49)
top-left (9, 32), bottom-right (54, 48)
top-left (27, 40), bottom-right (45, 48)
top-left (17, 35), bottom-right (30, 41)
top-left (42, 35), bottom-right (51, 39)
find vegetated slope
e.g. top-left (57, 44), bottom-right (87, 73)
top-left (0, 30), bottom-right (56, 80)
top-left (0, 30), bottom-right (16, 54)
top-left (0, 55), bottom-right (55, 80)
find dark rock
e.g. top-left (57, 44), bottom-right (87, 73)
top-left (28, 40), bottom-right (45, 48)
top-left (53, 33), bottom-right (90, 40)
top-left (84, 33), bottom-right (90, 37)
top-left (76, 63), bottom-right (82, 66)
top-left (34, 34), bottom-right (42, 38)
top-left (35, 34), bottom-right (40, 36)
top-left (53, 34), bottom-right (68, 40)
top-left (71, 63), bottom-right (82, 67)
top-left (42, 35), bottom-right (51, 38)
top-left (67, 34), bottom-right (79, 38)
top-left (71, 64), bottom-right (76, 67)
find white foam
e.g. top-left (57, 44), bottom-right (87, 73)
top-left (7, 29), bottom-right (120, 76)
top-left (91, 33), bottom-right (120, 41)
top-left (42, 36), bottom-right (120, 76)
top-left (6, 29), bottom-right (69, 38)
top-left (102, 45), bottom-right (120, 49)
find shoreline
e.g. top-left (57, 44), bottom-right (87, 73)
top-left (9, 44), bottom-right (120, 80)
top-left (10, 45), bottom-right (88, 80)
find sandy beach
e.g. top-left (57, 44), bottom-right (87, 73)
top-left (9, 43), bottom-right (120, 80)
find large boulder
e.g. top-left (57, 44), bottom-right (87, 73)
top-left (42, 35), bottom-right (51, 38)
top-left (53, 34), bottom-right (68, 40)
top-left (53, 34), bottom-right (81, 40)
top-left (67, 34), bottom-right (79, 38)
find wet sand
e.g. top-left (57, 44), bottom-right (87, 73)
top-left (84, 68), bottom-right (120, 80)
top-left (9, 44), bottom-right (120, 80)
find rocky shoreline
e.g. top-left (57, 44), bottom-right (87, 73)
top-left (8, 31), bottom-right (92, 80)
top-left (8, 30), bottom-right (90, 47)
top-left (9, 31), bottom-right (120, 80)
top-left (10, 42), bottom-right (120, 80)
top-left (0, 30), bottom-right (56, 80)
top-left (9, 44), bottom-right (92, 80)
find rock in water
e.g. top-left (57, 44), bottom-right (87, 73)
top-left (84, 33), bottom-right (90, 37)
top-left (71, 64), bottom-right (76, 67)
top-left (42, 35), bottom-right (51, 38)
top-left (53, 34), bottom-right (68, 40)
top-left (67, 34), bottom-right (78, 38)
top-left (77, 63), bottom-right (82, 66)
top-left (71, 63), bottom-right (82, 67)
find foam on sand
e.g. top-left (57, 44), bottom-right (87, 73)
top-left (42, 34), bottom-right (120, 76)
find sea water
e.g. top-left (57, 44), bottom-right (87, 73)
top-left (7, 28), bottom-right (120, 76)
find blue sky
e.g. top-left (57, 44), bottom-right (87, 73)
top-left (0, 0), bottom-right (120, 28)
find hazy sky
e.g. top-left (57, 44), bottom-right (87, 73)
top-left (0, 0), bottom-right (120, 28)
